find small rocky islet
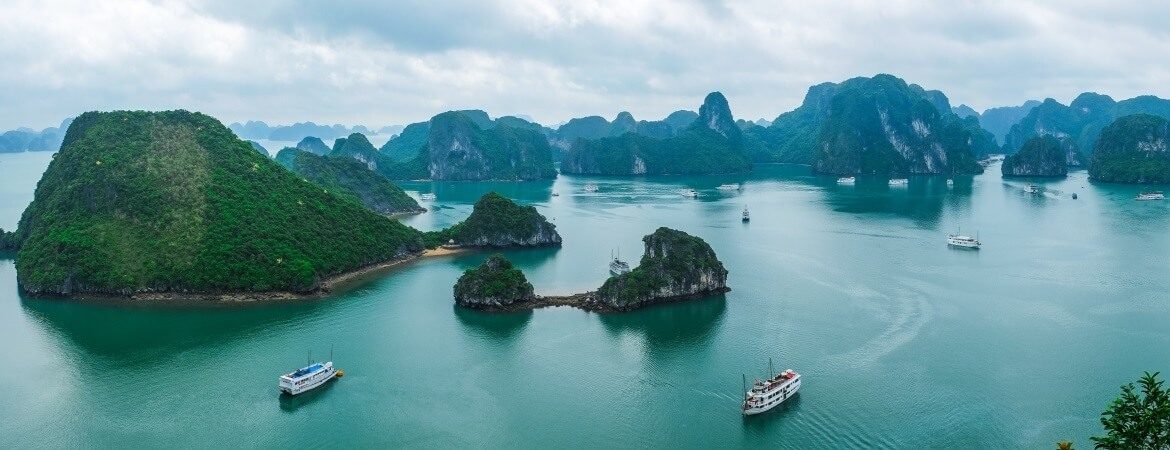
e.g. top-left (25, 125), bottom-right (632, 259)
top-left (453, 227), bottom-right (728, 313)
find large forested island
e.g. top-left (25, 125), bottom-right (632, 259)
top-left (366, 111), bottom-right (556, 181)
top-left (1088, 114), bottom-right (1170, 184)
top-left (560, 92), bottom-right (751, 175)
top-left (1001, 136), bottom-right (1076, 177)
top-left (740, 74), bottom-right (994, 175)
top-left (13, 110), bottom-right (425, 297)
top-left (275, 147), bottom-right (424, 216)
top-left (452, 227), bottom-right (727, 313)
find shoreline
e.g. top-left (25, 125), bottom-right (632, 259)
top-left (458, 287), bottom-right (731, 314)
top-left (26, 246), bottom-right (478, 306)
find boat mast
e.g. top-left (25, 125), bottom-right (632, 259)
top-left (742, 374), bottom-right (747, 397)
top-left (307, 350), bottom-right (311, 366)
top-left (769, 358), bottom-right (774, 378)
top-left (330, 344), bottom-right (334, 362)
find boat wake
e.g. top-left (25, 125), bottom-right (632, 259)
top-left (827, 292), bottom-right (933, 368)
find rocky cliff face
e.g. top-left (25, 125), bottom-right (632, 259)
top-left (331, 133), bottom-right (383, 171)
top-left (593, 227), bottom-right (728, 311)
top-left (453, 254), bottom-right (536, 310)
top-left (424, 112), bottom-right (556, 181)
top-left (1089, 114), bottom-right (1170, 184)
top-left (296, 136), bottom-right (331, 156)
top-left (1001, 136), bottom-right (1071, 177)
top-left (812, 74), bottom-right (984, 176)
top-left (695, 92), bottom-right (742, 144)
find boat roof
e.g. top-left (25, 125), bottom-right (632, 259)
top-left (287, 363), bottom-right (325, 379)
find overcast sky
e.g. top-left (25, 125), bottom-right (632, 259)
top-left (3, 0), bottom-right (1168, 131)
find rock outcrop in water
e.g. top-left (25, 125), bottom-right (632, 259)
top-left (453, 254), bottom-right (536, 310)
top-left (453, 227), bottom-right (727, 313)
top-left (592, 227), bottom-right (729, 311)
top-left (1088, 114), bottom-right (1170, 184)
top-left (427, 192), bottom-right (561, 248)
top-left (1001, 136), bottom-right (1074, 177)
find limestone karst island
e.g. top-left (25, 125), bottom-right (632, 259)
top-left (2, 1), bottom-right (1169, 449)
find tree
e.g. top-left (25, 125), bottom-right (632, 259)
top-left (1092, 372), bottom-right (1170, 449)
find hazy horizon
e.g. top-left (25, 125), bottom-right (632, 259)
top-left (4, 0), bottom-right (1169, 131)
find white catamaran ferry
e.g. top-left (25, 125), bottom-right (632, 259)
top-left (742, 367), bottom-right (802, 416)
top-left (947, 233), bottom-right (981, 249)
top-left (279, 360), bottom-right (341, 396)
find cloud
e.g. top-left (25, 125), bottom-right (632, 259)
top-left (1, 0), bottom-right (1168, 131)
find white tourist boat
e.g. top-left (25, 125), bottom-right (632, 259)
top-left (584, 183), bottom-right (599, 193)
top-left (742, 366), bottom-right (801, 416)
top-left (680, 188), bottom-right (699, 198)
top-left (279, 359), bottom-right (341, 396)
top-left (947, 232), bottom-right (981, 249)
top-left (837, 177), bottom-right (855, 185)
top-left (608, 249), bottom-right (630, 276)
top-left (742, 206), bottom-right (750, 222)
top-left (946, 179), bottom-right (955, 188)
top-left (888, 178), bottom-right (908, 186)
top-left (1024, 184), bottom-right (1041, 194)
top-left (717, 183), bottom-right (741, 191)
top-left (419, 193), bottom-right (436, 201)
top-left (1135, 191), bottom-right (1165, 201)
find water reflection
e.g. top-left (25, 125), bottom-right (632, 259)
top-left (820, 176), bottom-right (973, 226)
top-left (453, 306), bottom-right (533, 339)
top-left (18, 294), bottom-right (338, 365)
top-left (598, 295), bottom-right (727, 351)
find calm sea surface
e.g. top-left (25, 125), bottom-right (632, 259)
top-left (1, 151), bottom-right (1168, 448)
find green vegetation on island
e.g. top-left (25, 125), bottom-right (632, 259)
top-left (1001, 136), bottom-right (1075, 177)
top-left (1091, 371), bottom-right (1170, 450)
top-left (1003, 93), bottom-right (1170, 155)
top-left (275, 147), bottom-right (424, 215)
top-left (596, 227), bottom-right (728, 310)
top-left (426, 192), bottom-right (561, 248)
top-left (1088, 114), bottom-right (1170, 184)
top-left (742, 74), bottom-right (991, 174)
top-left (453, 254), bottom-right (536, 310)
top-left (561, 92), bottom-right (751, 175)
top-left (0, 228), bottom-right (18, 252)
top-left (295, 136), bottom-right (331, 156)
top-left (14, 110), bottom-right (423, 297)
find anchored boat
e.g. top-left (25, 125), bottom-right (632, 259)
top-left (1136, 191), bottom-right (1165, 201)
top-left (742, 361), bottom-right (801, 416)
top-left (680, 188), bottom-right (699, 198)
top-left (419, 193), bottom-right (436, 201)
top-left (717, 183), bottom-right (741, 191)
top-left (609, 249), bottom-right (630, 276)
top-left (888, 178), bottom-right (908, 186)
top-left (279, 352), bottom-right (341, 396)
top-left (836, 177), bottom-right (855, 185)
top-left (742, 206), bottom-right (750, 222)
top-left (947, 233), bottom-right (981, 249)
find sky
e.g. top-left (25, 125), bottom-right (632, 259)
top-left (2, 0), bottom-right (1169, 131)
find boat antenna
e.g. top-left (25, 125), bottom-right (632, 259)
top-left (742, 374), bottom-right (747, 397)
top-left (769, 358), bottom-right (774, 378)
top-left (307, 350), bottom-right (311, 366)
top-left (330, 344), bottom-right (334, 362)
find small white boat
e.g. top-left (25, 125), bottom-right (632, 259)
top-left (946, 179), bottom-right (955, 188)
top-left (608, 249), bottom-right (630, 276)
top-left (717, 183), bottom-right (741, 191)
top-left (584, 183), bottom-right (599, 193)
top-left (1136, 191), bottom-right (1165, 201)
top-left (947, 233), bottom-right (981, 249)
top-left (1024, 184), bottom-right (1041, 194)
top-left (419, 193), bottom-right (436, 201)
top-left (888, 178), bottom-right (908, 186)
top-left (742, 366), bottom-right (801, 416)
top-left (680, 188), bottom-right (699, 198)
top-left (837, 177), bottom-right (855, 185)
top-left (279, 360), bottom-right (340, 396)
top-left (742, 207), bottom-right (750, 222)
top-left (551, 191), bottom-right (560, 197)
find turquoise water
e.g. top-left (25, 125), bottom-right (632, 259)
top-left (2, 151), bottom-right (1168, 448)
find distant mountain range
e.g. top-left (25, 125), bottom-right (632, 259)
top-left (0, 118), bottom-right (73, 153)
top-left (228, 121), bottom-right (401, 143)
